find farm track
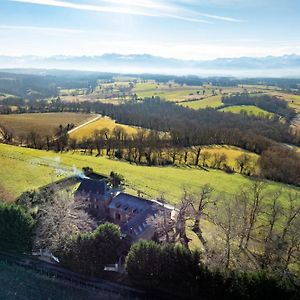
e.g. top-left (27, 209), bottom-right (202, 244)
top-left (68, 114), bottom-right (102, 135)
top-left (0, 250), bottom-right (164, 300)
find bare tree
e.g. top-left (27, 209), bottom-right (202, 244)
top-left (281, 191), bottom-right (300, 242)
top-left (241, 180), bottom-right (267, 249)
top-left (190, 184), bottom-right (214, 252)
top-left (260, 190), bottom-right (283, 269)
top-left (192, 146), bottom-right (202, 166)
top-left (34, 191), bottom-right (96, 253)
top-left (147, 196), bottom-right (175, 243)
top-left (213, 196), bottom-right (242, 269)
top-left (174, 189), bottom-right (193, 248)
top-left (236, 153), bottom-right (252, 174)
top-left (0, 124), bottom-right (13, 143)
top-left (200, 151), bottom-right (211, 167)
top-left (212, 153), bottom-right (227, 169)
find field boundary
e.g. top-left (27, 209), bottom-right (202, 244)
top-left (68, 114), bottom-right (102, 135)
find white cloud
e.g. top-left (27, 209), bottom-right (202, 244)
top-left (10, 0), bottom-right (242, 23)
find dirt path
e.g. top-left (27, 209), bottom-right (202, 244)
top-left (68, 114), bottom-right (101, 134)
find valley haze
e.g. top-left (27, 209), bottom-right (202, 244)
top-left (1, 54), bottom-right (300, 77)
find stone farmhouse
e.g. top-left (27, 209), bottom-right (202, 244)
top-left (75, 177), bottom-right (176, 241)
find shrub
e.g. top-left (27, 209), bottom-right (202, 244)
top-left (0, 203), bottom-right (35, 251)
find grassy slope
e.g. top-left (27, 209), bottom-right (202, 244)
top-left (179, 96), bottom-right (223, 109)
top-left (0, 144), bottom-right (298, 204)
top-left (219, 105), bottom-right (273, 117)
top-left (0, 113), bottom-right (95, 136)
top-left (69, 116), bottom-right (138, 141)
top-left (0, 261), bottom-right (129, 300)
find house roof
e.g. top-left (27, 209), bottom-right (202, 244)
top-left (75, 178), bottom-right (107, 200)
top-left (108, 192), bottom-right (153, 214)
top-left (121, 205), bottom-right (160, 239)
top-left (109, 192), bottom-right (165, 239)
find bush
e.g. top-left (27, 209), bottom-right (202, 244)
top-left (0, 203), bottom-right (35, 251)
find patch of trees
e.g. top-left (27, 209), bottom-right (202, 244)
top-left (126, 240), bottom-right (200, 296)
top-left (0, 72), bottom-right (58, 100)
top-left (0, 72), bottom-right (99, 100)
top-left (0, 202), bottom-right (35, 251)
top-left (60, 223), bottom-right (121, 277)
top-left (150, 182), bottom-right (300, 277)
top-left (138, 182), bottom-right (300, 298)
top-left (17, 188), bottom-right (96, 252)
top-left (222, 93), bottom-right (297, 121)
top-left (126, 240), bottom-right (298, 300)
top-left (259, 146), bottom-right (300, 186)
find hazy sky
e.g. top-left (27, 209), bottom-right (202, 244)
top-left (1, 0), bottom-right (300, 60)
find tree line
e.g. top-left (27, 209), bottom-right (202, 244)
top-left (1, 97), bottom-right (298, 148)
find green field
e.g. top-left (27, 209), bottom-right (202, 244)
top-left (180, 95), bottom-right (223, 109)
top-left (0, 144), bottom-right (298, 204)
top-left (219, 105), bottom-right (273, 117)
top-left (0, 113), bottom-right (95, 137)
top-left (134, 82), bottom-right (214, 102)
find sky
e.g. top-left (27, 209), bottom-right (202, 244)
top-left (0, 0), bottom-right (300, 60)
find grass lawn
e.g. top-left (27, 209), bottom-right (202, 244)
top-left (0, 113), bottom-right (96, 137)
top-left (219, 105), bottom-right (273, 117)
top-left (69, 116), bottom-right (138, 141)
top-left (180, 95), bottom-right (223, 109)
top-left (0, 144), bottom-right (298, 204)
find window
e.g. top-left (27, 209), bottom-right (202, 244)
top-left (115, 213), bottom-right (121, 221)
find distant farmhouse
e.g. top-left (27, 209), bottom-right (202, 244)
top-left (75, 177), bottom-right (176, 241)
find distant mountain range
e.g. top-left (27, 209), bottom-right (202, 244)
top-left (0, 54), bottom-right (300, 77)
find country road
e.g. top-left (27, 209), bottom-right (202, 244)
top-left (68, 114), bottom-right (102, 134)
